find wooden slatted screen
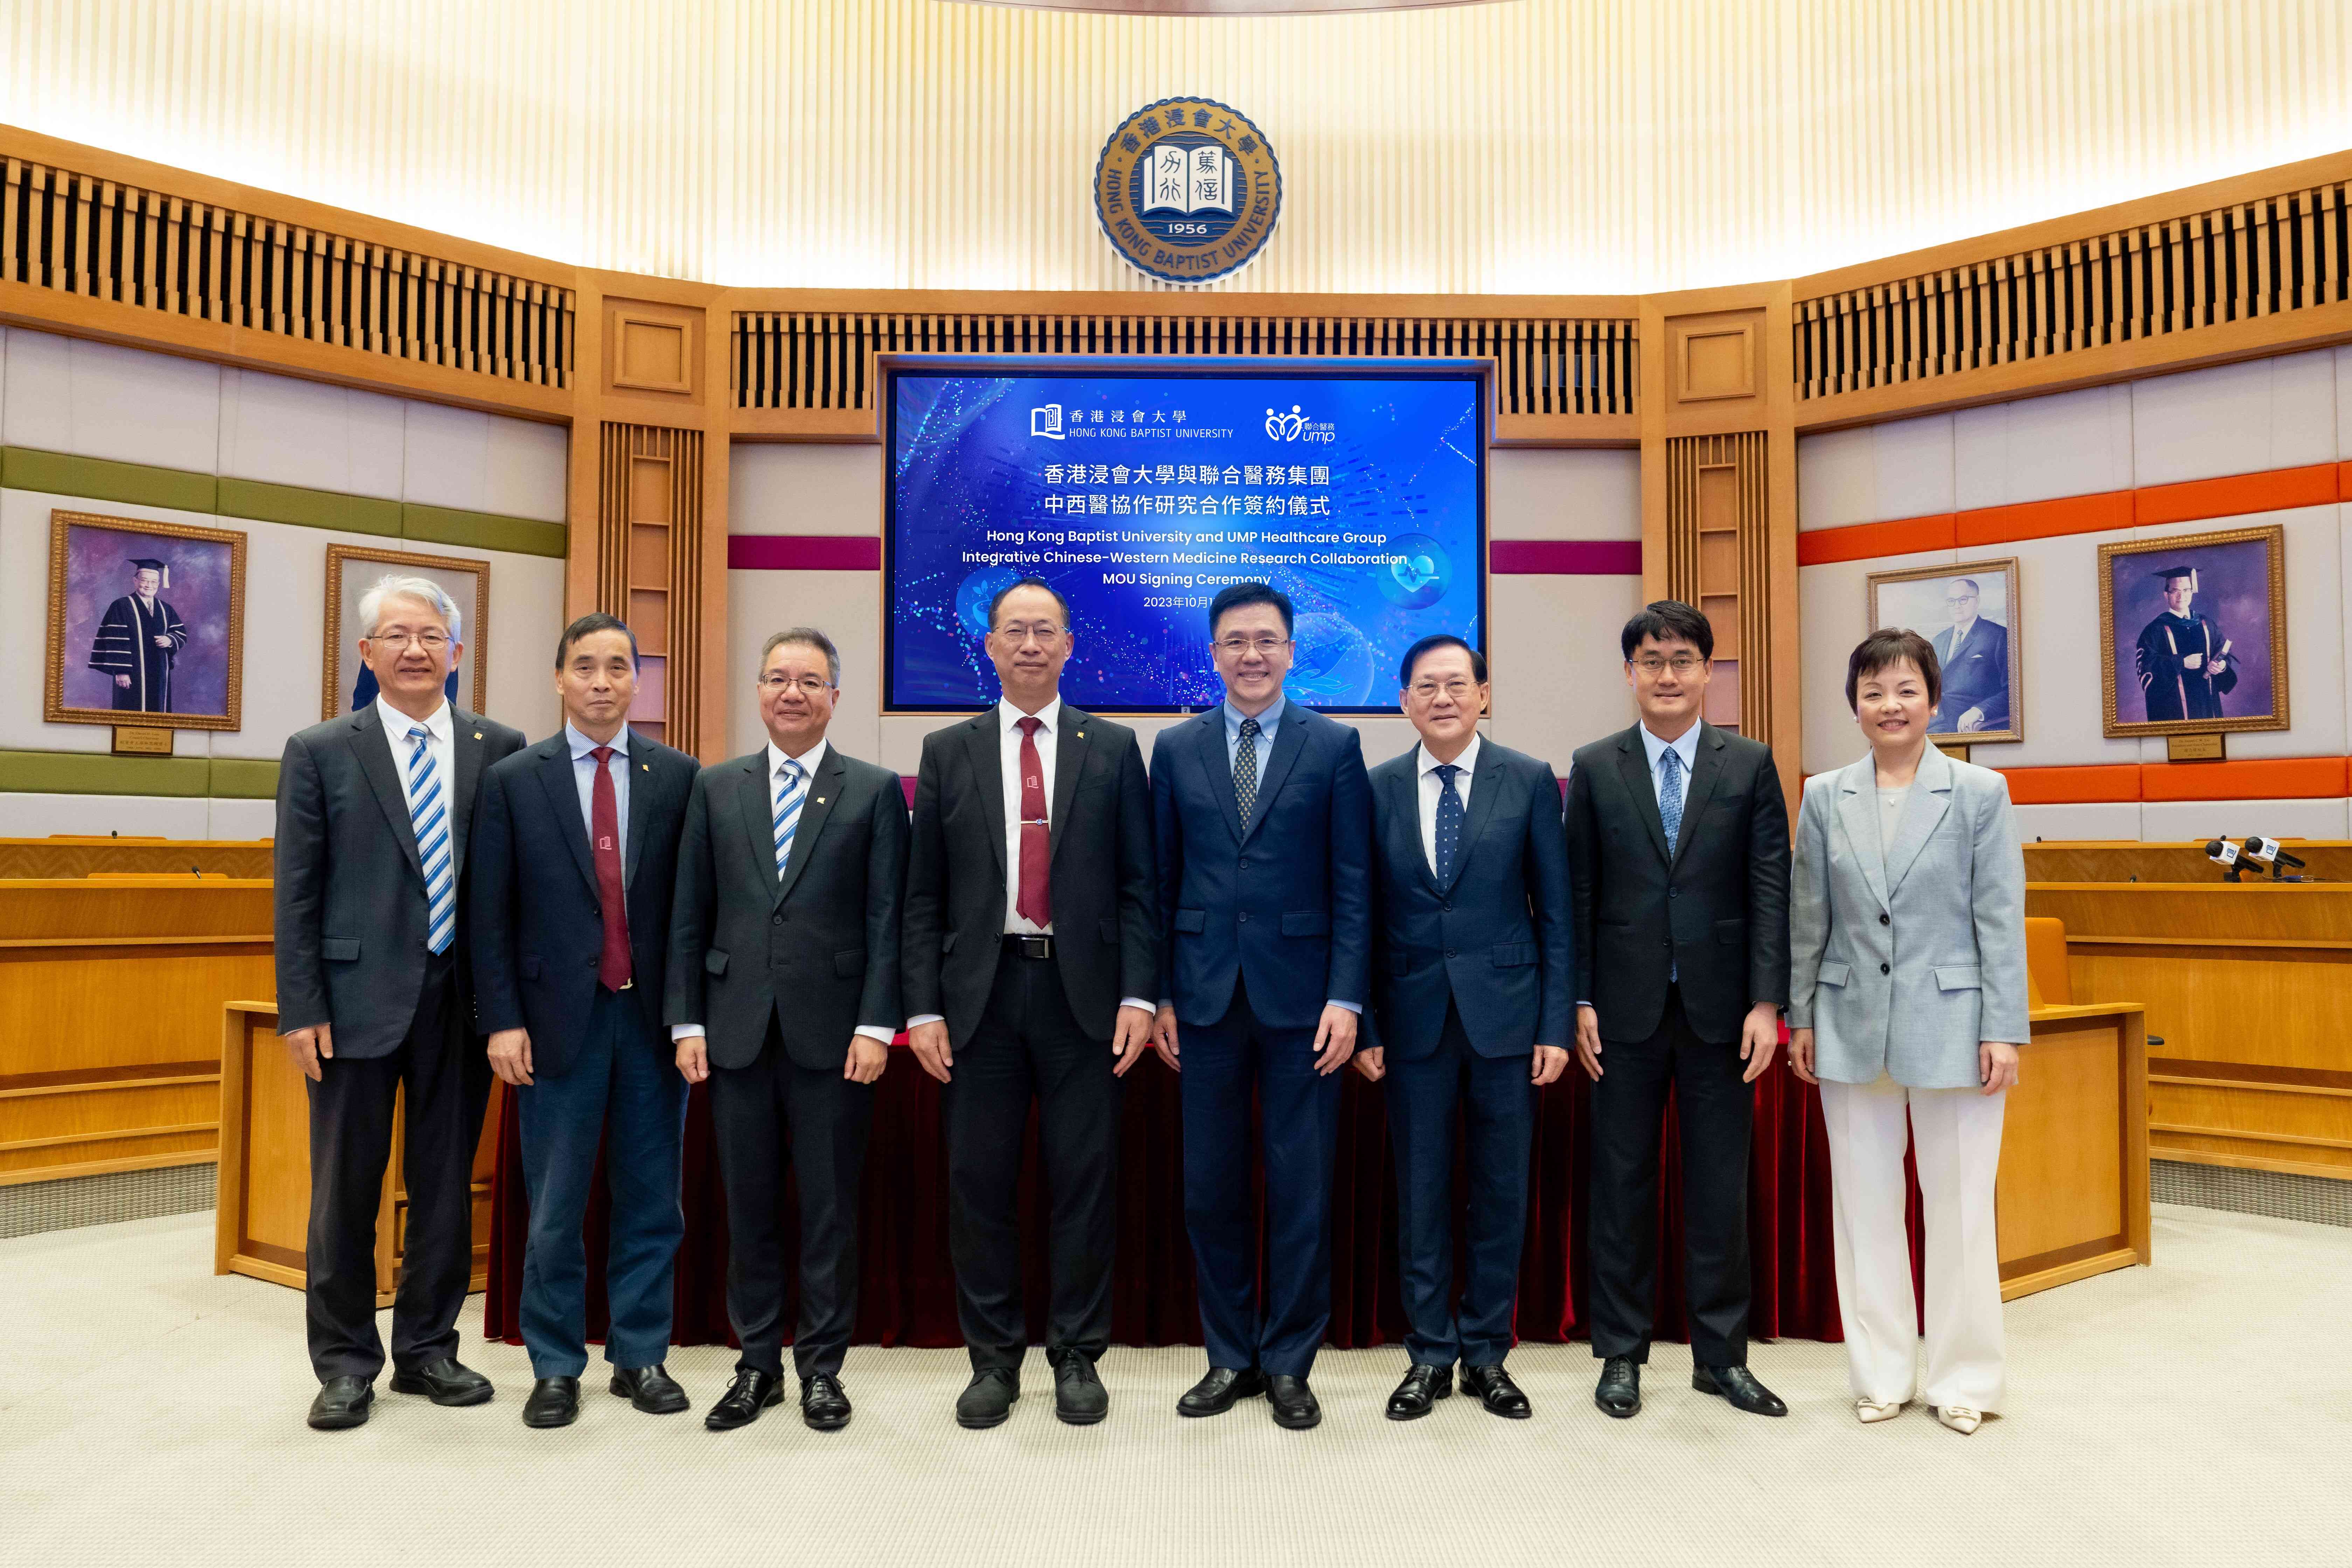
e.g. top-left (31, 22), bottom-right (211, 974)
top-left (2, 155), bottom-right (574, 390)
top-left (1795, 182), bottom-right (2352, 400)
top-left (735, 311), bottom-right (1637, 416)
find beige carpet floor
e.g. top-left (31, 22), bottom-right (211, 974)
top-left (2, 1202), bottom-right (2344, 1566)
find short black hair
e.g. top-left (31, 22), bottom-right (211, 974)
top-left (1620, 600), bottom-right (1713, 662)
top-left (988, 576), bottom-right (1071, 630)
top-left (556, 611), bottom-right (639, 669)
top-left (1399, 633), bottom-right (1486, 687)
top-left (1845, 627), bottom-right (1942, 712)
top-left (1208, 581), bottom-right (1293, 638)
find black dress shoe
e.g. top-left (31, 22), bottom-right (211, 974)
top-left (1265, 1374), bottom-right (1321, 1430)
top-left (956, 1368), bottom-right (1020, 1429)
top-left (1462, 1362), bottom-right (1532, 1419)
top-left (307, 1376), bottom-right (373, 1431)
top-left (388, 1357), bottom-right (494, 1407)
top-left (705, 1368), bottom-right (784, 1431)
top-left (1693, 1362), bottom-right (1788, 1417)
top-left (522, 1377), bottom-right (580, 1428)
top-left (801, 1373), bottom-right (853, 1431)
top-left (610, 1364), bottom-right (690, 1415)
top-left (1053, 1352), bottom-right (1109, 1426)
top-left (1595, 1355), bottom-right (1642, 1418)
top-left (1176, 1365), bottom-right (1267, 1417)
top-left (1385, 1364), bottom-right (1453, 1421)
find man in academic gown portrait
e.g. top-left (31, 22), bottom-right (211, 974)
top-left (1928, 577), bottom-right (2008, 735)
top-left (88, 556), bottom-right (188, 713)
top-left (2135, 565), bottom-right (2237, 722)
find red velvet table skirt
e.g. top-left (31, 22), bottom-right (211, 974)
top-left (485, 1045), bottom-right (1913, 1352)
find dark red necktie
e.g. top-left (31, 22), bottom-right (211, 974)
top-left (590, 745), bottom-right (632, 989)
top-left (1015, 716), bottom-right (1052, 928)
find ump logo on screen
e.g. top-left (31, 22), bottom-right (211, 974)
top-left (1095, 97), bottom-right (1282, 286)
top-left (1264, 404), bottom-right (1335, 444)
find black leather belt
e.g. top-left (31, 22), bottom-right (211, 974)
top-left (1003, 934), bottom-right (1054, 959)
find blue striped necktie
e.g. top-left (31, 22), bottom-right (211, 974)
top-left (404, 725), bottom-right (455, 955)
top-left (1658, 744), bottom-right (1683, 982)
top-left (772, 759), bottom-right (804, 880)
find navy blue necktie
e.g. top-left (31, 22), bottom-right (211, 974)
top-left (1432, 763), bottom-right (1463, 884)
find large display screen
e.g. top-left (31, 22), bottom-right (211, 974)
top-left (883, 358), bottom-right (1486, 713)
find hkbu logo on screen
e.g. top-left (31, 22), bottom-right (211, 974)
top-left (1264, 403), bottom-right (1335, 444)
top-left (1030, 405), bottom-right (1066, 440)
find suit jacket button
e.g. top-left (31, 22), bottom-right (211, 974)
top-left (1445, 949), bottom-right (1456, 959)
top-left (1879, 912), bottom-right (1890, 925)
top-left (1880, 961), bottom-right (1891, 974)
top-left (773, 912), bottom-right (784, 925)
top-left (585, 957), bottom-right (597, 968)
top-left (1239, 857), bottom-right (1250, 868)
top-left (1238, 911), bottom-right (1249, 923)
top-left (1441, 902), bottom-right (1452, 913)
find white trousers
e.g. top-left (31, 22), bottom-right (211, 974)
top-left (1820, 1074), bottom-right (2008, 1412)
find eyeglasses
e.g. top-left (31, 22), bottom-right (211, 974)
top-left (1215, 636), bottom-right (1291, 657)
top-left (992, 622), bottom-right (1067, 644)
top-left (758, 674), bottom-right (834, 696)
top-left (370, 630), bottom-right (450, 651)
top-left (1630, 655), bottom-right (1705, 676)
top-left (1408, 679), bottom-right (1478, 701)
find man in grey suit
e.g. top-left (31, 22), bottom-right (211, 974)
top-left (667, 627), bottom-right (908, 1434)
top-left (1357, 635), bottom-right (1573, 1422)
top-left (274, 574), bottom-right (525, 1431)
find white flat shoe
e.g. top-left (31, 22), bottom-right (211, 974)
top-left (1855, 1397), bottom-right (1905, 1424)
top-left (1934, 1405), bottom-right (1983, 1435)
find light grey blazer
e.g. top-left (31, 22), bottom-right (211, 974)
top-left (1787, 744), bottom-right (2030, 1089)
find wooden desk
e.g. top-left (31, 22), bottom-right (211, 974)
top-left (2023, 840), bottom-right (2352, 884)
top-left (2025, 882), bottom-right (2352, 1181)
top-left (0, 838), bottom-right (274, 880)
top-left (2001, 1000), bottom-right (2151, 1298)
top-left (216, 1001), bottom-right (501, 1302)
top-left (0, 877), bottom-right (273, 1185)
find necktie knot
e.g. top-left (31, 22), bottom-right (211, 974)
top-left (1435, 763), bottom-right (1459, 784)
top-left (1239, 716), bottom-right (1260, 738)
top-left (1017, 715), bottom-right (1041, 737)
top-left (408, 724), bottom-right (429, 743)
top-left (590, 744), bottom-right (613, 765)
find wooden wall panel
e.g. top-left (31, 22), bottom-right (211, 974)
top-left (597, 423), bottom-right (706, 753)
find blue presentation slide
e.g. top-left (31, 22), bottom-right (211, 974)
top-left (885, 365), bottom-right (1485, 712)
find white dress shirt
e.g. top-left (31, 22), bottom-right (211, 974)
top-left (1415, 732), bottom-right (1480, 875)
top-left (566, 722), bottom-right (630, 864)
top-left (905, 697), bottom-right (1152, 1031)
top-left (673, 734), bottom-right (893, 1047)
top-left (377, 695), bottom-right (453, 825)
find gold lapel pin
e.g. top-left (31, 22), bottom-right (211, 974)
top-left (1077, 731), bottom-right (1086, 739)
top-left (641, 763), bottom-right (650, 772)
top-left (472, 731), bottom-right (483, 740)
top-left (816, 797), bottom-right (827, 805)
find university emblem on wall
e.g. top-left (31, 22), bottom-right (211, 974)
top-left (1094, 97), bottom-right (1281, 285)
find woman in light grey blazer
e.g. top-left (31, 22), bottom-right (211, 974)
top-left (1788, 628), bottom-right (2027, 1435)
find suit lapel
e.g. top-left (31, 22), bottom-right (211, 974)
top-left (965, 712), bottom-right (1008, 875)
top-left (1388, 761), bottom-right (1440, 894)
top-left (1614, 728), bottom-right (1671, 866)
top-left (1442, 741), bottom-right (1505, 894)
top-left (1834, 755), bottom-right (1890, 909)
top-left (1238, 703), bottom-right (1307, 848)
top-left (776, 749), bottom-right (848, 905)
top-left (623, 732), bottom-right (653, 889)
top-left (534, 737), bottom-right (599, 899)
top-left (736, 752), bottom-right (783, 905)
top-left (1197, 709), bottom-right (1246, 845)
top-left (450, 708), bottom-right (486, 874)
top-left (1668, 726), bottom-right (1726, 874)
top-left (1884, 743), bottom-right (1955, 894)
top-left (349, 705), bottom-right (424, 878)
top-left (1049, 706), bottom-right (1088, 865)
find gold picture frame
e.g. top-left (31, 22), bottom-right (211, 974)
top-left (44, 509), bottom-right (247, 733)
top-left (322, 544), bottom-right (492, 721)
top-left (1865, 556), bottom-right (2025, 746)
top-left (2100, 524), bottom-right (2288, 738)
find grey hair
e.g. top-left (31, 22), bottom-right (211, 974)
top-left (761, 627), bottom-right (839, 686)
top-left (359, 574), bottom-right (463, 644)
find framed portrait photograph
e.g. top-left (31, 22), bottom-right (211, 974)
top-left (2100, 524), bottom-right (2288, 737)
top-left (1865, 557), bottom-right (2024, 745)
top-left (44, 509), bottom-right (247, 733)
top-left (322, 545), bottom-right (491, 721)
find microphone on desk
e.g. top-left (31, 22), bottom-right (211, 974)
top-left (2242, 835), bottom-right (2309, 880)
top-left (2204, 838), bottom-right (2248, 882)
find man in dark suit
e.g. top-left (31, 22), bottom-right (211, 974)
top-left (667, 626), bottom-right (907, 1434)
top-left (1355, 635), bottom-right (1573, 1422)
top-left (1928, 577), bottom-right (2010, 734)
top-left (273, 574), bottom-right (525, 1431)
top-left (902, 578), bottom-right (1158, 1430)
top-left (1566, 599), bottom-right (1791, 1421)
top-left (469, 612), bottom-right (699, 1429)
top-left (1150, 581), bottom-right (1372, 1431)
